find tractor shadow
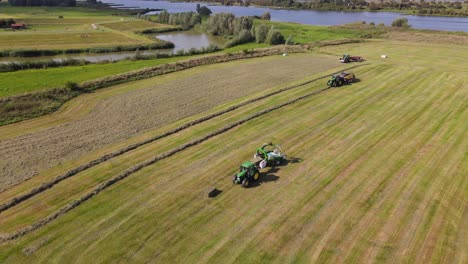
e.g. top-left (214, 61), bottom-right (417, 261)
top-left (249, 169), bottom-right (279, 188)
top-left (249, 157), bottom-right (303, 188)
top-left (279, 156), bottom-right (303, 166)
top-left (352, 78), bottom-right (362, 84)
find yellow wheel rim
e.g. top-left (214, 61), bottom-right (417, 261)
top-left (254, 172), bottom-right (259, 180)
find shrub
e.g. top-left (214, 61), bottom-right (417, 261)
top-left (66, 81), bottom-right (81, 92)
top-left (391, 17), bottom-right (411, 28)
top-left (285, 35), bottom-right (294, 45)
top-left (261, 12), bottom-right (271, 20)
top-left (196, 4), bottom-right (212, 16)
top-left (254, 24), bottom-right (269, 43)
top-left (266, 27), bottom-right (285, 45)
top-left (224, 29), bottom-right (254, 48)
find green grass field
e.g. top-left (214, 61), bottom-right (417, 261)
top-left (0, 5), bottom-right (162, 51)
top-left (0, 39), bottom-right (466, 263)
top-left (255, 20), bottom-right (384, 44)
top-left (0, 55), bottom-right (199, 97)
top-left (0, 42), bottom-right (271, 97)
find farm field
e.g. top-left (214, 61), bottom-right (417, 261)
top-left (0, 54), bottom-right (340, 190)
top-left (0, 5), bottom-right (168, 50)
top-left (0, 39), bottom-right (466, 264)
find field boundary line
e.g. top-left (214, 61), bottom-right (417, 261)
top-left (0, 71), bottom-right (359, 241)
top-left (0, 63), bottom-right (368, 214)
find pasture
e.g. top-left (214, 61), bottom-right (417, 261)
top-left (0, 39), bottom-right (466, 263)
top-left (0, 5), bottom-right (167, 51)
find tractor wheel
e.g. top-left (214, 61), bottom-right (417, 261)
top-left (242, 178), bottom-right (250, 188)
top-left (232, 175), bottom-right (237, 184)
top-left (275, 159), bottom-right (281, 165)
top-left (253, 171), bottom-right (260, 181)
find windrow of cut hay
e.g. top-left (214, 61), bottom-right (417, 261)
top-left (0, 61), bottom-right (368, 215)
top-left (0, 80), bottom-right (336, 241)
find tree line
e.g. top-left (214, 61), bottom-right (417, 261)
top-left (181, 0), bottom-right (468, 17)
top-left (204, 13), bottom-right (285, 47)
top-left (8, 0), bottom-right (76, 6)
top-left (156, 11), bottom-right (201, 30)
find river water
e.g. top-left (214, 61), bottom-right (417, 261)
top-left (103, 0), bottom-right (468, 32)
top-left (0, 30), bottom-right (225, 64)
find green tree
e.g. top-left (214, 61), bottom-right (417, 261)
top-left (254, 24), bottom-right (269, 43)
top-left (261, 11), bottom-right (271, 20)
top-left (266, 27), bottom-right (285, 45)
top-left (391, 17), bottom-right (411, 28)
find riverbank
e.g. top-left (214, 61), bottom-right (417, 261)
top-left (102, 0), bottom-right (468, 31)
top-left (178, 0), bottom-right (468, 17)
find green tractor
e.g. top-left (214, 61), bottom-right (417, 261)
top-left (327, 72), bottom-right (355, 87)
top-left (254, 143), bottom-right (285, 166)
top-left (233, 143), bottom-right (285, 188)
top-left (233, 161), bottom-right (261, 188)
top-left (339, 54), bottom-right (364, 63)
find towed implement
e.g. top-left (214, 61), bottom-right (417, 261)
top-left (254, 143), bottom-right (285, 166)
top-left (339, 54), bottom-right (364, 63)
top-left (327, 72), bottom-right (355, 87)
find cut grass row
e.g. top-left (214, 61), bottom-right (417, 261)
top-left (0, 63), bottom-right (381, 236)
top-left (0, 52), bottom-right (336, 192)
top-left (0, 63), bottom-right (368, 215)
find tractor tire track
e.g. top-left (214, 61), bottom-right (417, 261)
top-left (0, 64), bottom-right (368, 215)
top-left (0, 78), bottom-right (344, 241)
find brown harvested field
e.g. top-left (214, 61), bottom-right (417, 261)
top-left (0, 54), bottom-right (340, 190)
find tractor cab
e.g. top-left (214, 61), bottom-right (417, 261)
top-left (339, 54), bottom-right (350, 63)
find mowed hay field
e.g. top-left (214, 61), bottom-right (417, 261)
top-left (0, 54), bottom-right (340, 190)
top-left (0, 40), bottom-right (466, 263)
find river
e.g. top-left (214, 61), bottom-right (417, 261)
top-left (102, 0), bottom-right (468, 32)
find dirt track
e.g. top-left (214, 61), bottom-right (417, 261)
top-left (0, 54), bottom-right (338, 190)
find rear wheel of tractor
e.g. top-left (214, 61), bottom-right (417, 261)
top-left (242, 178), bottom-right (250, 188)
top-left (253, 171), bottom-right (260, 181)
top-left (275, 159), bottom-right (281, 166)
top-left (232, 175), bottom-right (237, 184)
